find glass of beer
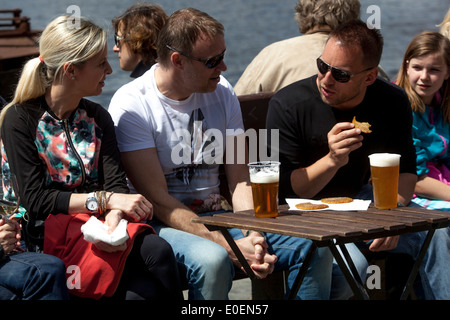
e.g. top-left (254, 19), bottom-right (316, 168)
top-left (368, 153), bottom-right (401, 209)
top-left (248, 161), bottom-right (280, 218)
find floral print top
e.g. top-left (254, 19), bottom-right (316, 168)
top-left (1, 96), bottom-right (128, 249)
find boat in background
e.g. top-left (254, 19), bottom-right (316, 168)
top-left (0, 9), bottom-right (41, 101)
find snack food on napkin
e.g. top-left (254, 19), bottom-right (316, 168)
top-left (295, 202), bottom-right (329, 210)
top-left (320, 197), bottom-right (353, 204)
top-left (286, 198), bottom-right (371, 211)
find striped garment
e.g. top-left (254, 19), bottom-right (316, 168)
top-left (411, 196), bottom-right (450, 211)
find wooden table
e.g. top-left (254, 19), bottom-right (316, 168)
top-left (192, 204), bottom-right (450, 299)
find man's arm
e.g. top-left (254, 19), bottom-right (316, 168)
top-left (224, 162), bottom-right (254, 212)
top-left (398, 172), bottom-right (418, 206)
top-left (121, 146), bottom-right (276, 277)
top-left (290, 122), bottom-right (363, 198)
top-left (120, 148), bottom-right (222, 241)
top-left (223, 134), bottom-right (254, 212)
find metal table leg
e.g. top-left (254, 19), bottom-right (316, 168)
top-left (328, 240), bottom-right (369, 300)
top-left (338, 243), bottom-right (366, 287)
top-left (400, 228), bottom-right (436, 300)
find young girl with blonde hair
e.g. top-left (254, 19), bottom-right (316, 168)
top-left (396, 31), bottom-right (450, 210)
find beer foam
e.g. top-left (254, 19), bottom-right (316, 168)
top-left (368, 153), bottom-right (401, 167)
top-left (249, 171), bottom-right (279, 183)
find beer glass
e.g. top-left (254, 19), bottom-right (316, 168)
top-left (248, 161), bottom-right (280, 218)
top-left (368, 153), bottom-right (401, 209)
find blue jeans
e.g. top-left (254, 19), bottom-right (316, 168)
top-left (151, 215), bottom-right (368, 300)
top-left (0, 252), bottom-right (69, 300)
top-left (356, 184), bottom-right (450, 300)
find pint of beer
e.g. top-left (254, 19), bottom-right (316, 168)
top-left (248, 161), bottom-right (280, 218)
top-left (368, 153), bottom-right (401, 209)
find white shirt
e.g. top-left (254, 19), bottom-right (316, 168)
top-left (109, 64), bottom-right (244, 205)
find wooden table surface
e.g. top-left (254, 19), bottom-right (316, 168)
top-left (192, 204), bottom-right (450, 246)
top-left (192, 204), bottom-right (450, 299)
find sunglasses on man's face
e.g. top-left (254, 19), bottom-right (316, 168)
top-left (316, 57), bottom-right (375, 83)
top-left (114, 34), bottom-right (124, 48)
top-left (166, 45), bottom-right (225, 69)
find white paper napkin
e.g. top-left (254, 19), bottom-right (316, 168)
top-left (81, 216), bottom-right (129, 246)
top-left (286, 198), bottom-right (371, 211)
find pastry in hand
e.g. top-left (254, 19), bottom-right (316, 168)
top-left (352, 116), bottom-right (372, 133)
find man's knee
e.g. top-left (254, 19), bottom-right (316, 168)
top-left (193, 245), bottom-right (233, 276)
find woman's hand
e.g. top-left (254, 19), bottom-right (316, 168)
top-left (0, 217), bottom-right (21, 254)
top-left (108, 193), bottom-right (153, 222)
top-left (93, 209), bottom-right (127, 253)
top-left (104, 209), bottom-right (123, 233)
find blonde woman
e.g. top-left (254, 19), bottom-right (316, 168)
top-left (0, 15), bottom-right (182, 300)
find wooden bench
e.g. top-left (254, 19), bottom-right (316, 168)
top-left (238, 92), bottom-right (274, 133)
top-left (219, 92), bottom-right (274, 205)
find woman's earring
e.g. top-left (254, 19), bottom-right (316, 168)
top-left (71, 76), bottom-right (75, 80)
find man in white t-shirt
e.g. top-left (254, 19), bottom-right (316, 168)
top-left (109, 8), bottom-right (365, 300)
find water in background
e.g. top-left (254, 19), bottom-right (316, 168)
top-left (2, 0), bottom-right (449, 107)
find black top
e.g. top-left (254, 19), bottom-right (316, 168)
top-left (130, 61), bottom-right (152, 78)
top-left (266, 75), bottom-right (417, 202)
top-left (0, 96), bottom-right (6, 108)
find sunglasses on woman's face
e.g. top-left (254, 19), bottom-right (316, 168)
top-left (316, 57), bottom-right (375, 83)
top-left (166, 45), bottom-right (225, 69)
top-left (114, 34), bottom-right (124, 48)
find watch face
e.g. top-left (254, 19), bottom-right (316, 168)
top-left (87, 199), bottom-right (98, 211)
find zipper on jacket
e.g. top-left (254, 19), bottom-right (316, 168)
top-left (62, 119), bottom-right (86, 186)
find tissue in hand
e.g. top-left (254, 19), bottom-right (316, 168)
top-left (81, 216), bottom-right (129, 246)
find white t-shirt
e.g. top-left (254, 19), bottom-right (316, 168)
top-left (109, 64), bottom-right (244, 206)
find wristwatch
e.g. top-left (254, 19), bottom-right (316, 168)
top-left (85, 192), bottom-right (98, 212)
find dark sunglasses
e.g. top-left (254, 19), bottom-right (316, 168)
top-left (316, 57), bottom-right (375, 83)
top-left (166, 45), bottom-right (225, 69)
top-left (114, 34), bottom-right (124, 48)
